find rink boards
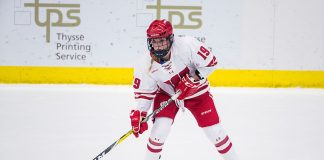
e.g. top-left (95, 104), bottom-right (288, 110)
top-left (0, 66), bottom-right (324, 88)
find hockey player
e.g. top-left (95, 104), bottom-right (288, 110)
top-left (130, 19), bottom-right (238, 160)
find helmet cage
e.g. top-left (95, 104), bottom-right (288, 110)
top-left (147, 34), bottom-right (174, 58)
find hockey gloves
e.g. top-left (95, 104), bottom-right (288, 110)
top-left (176, 74), bottom-right (201, 100)
top-left (130, 110), bottom-right (148, 138)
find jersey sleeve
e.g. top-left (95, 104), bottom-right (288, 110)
top-left (133, 58), bottom-right (157, 112)
top-left (187, 37), bottom-right (218, 78)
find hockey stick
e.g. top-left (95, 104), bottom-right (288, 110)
top-left (92, 91), bottom-right (181, 160)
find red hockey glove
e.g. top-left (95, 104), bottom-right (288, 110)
top-left (176, 74), bottom-right (201, 100)
top-left (130, 110), bottom-right (148, 138)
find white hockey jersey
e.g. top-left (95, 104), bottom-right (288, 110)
top-left (133, 36), bottom-right (218, 112)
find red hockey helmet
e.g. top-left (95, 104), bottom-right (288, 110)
top-left (146, 19), bottom-right (174, 58)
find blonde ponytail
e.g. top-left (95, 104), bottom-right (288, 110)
top-left (148, 55), bottom-right (160, 73)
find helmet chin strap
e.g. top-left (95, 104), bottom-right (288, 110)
top-left (147, 34), bottom-right (174, 62)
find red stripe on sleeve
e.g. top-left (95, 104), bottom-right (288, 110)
top-left (206, 56), bottom-right (217, 67)
top-left (134, 91), bottom-right (157, 95)
top-left (135, 95), bottom-right (154, 100)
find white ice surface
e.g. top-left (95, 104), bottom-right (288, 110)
top-left (0, 85), bottom-right (323, 160)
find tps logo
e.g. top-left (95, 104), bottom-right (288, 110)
top-left (24, 0), bottom-right (81, 42)
top-left (146, 0), bottom-right (202, 29)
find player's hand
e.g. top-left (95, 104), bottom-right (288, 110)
top-left (176, 74), bottom-right (201, 100)
top-left (130, 110), bottom-right (148, 138)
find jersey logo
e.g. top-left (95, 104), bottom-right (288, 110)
top-left (162, 61), bottom-right (172, 70)
top-left (162, 61), bottom-right (174, 74)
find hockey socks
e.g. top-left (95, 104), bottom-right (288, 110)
top-left (203, 123), bottom-right (239, 160)
top-left (145, 117), bottom-right (173, 160)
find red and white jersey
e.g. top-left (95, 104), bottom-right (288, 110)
top-left (133, 36), bottom-right (218, 112)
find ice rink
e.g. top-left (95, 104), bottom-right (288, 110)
top-left (0, 84), bottom-right (323, 160)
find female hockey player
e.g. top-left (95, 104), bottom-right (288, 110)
top-left (130, 19), bottom-right (238, 160)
